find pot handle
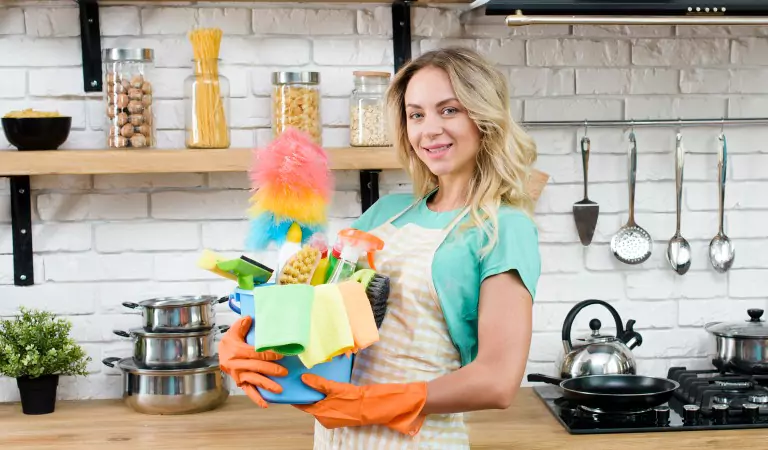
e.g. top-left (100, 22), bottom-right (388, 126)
top-left (228, 294), bottom-right (241, 315)
top-left (562, 299), bottom-right (626, 352)
top-left (216, 324), bottom-right (231, 334)
top-left (122, 302), bottom-right (139, 309)
top-left (102, 357), bottom-right (121, 368)
top-left (216, 296), bottom-right (228, 304)
top-left (527, 373), bottom-right (565, 386)
top-left (113, 330), bottom-right (131, 338)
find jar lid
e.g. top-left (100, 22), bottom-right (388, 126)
top-left (102, 48), bottom-right (154, 62)
top-left (272, 71), bottom-right (320, 85)
top-left (705, 309), bottom-right (768, 338)
top-left (353, 71), bottom-right (391, 78)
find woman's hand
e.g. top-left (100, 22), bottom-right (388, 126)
top-left (219, 316), bottom-right (288, 408)
top-left (295, 374), bottom-right (428, 436)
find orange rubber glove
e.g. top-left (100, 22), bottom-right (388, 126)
top-left (219, 316), bottom-right (288, 408)
top-left (294, 374), bottom-right (428, 436)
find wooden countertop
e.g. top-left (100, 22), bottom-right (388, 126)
top-left (0, 388), bottom-right (765, 449)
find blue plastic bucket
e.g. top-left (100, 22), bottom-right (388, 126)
top-left (228, 286), bottom-right (353, 404)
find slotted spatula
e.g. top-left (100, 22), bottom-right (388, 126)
top-left (573, 136), bottom-right (599, 246)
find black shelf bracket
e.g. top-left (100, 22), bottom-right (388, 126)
top-left (9, 176), bottom-right (33, 286)
top-left (360, 0), bottom-right (412, 213)
top-left (78, 0), bottom-right (103, 92)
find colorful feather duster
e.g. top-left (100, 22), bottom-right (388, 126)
top-left (246, 127), bottom-right (334, 250)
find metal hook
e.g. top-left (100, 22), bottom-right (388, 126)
top-left (721, 117), bottom-right (725, 134)
top-left (584, 119), bottom-right (588, 137)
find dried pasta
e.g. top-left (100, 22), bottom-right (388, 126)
top-left (186, 28), bottom-right (230, 149)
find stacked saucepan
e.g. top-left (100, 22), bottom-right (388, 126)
top-left (103, 295), bottom-right (231, 415)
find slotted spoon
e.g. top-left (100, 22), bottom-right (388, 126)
top-left (611, 131), bottom-right (652, 265)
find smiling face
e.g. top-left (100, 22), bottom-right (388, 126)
top-left (404, 66), bottom-right (482, 182)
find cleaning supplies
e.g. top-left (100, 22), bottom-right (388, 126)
top-left (197, 249), bottom-right (237, 281)
top-left (278, 244), bottom-right (322, 285)
top-left (351, 269), bottom-right (390, 329)
top-left (336, 281), bottom-right (380, 352)
top-left (246, 127), bottom-right (333, 254)
top-left (216, 255), bottom-right (274, 290)
top-left (252, 283), bottom-right (315, 355)
top-left (275, 222), bottom-right (303, 280)
top-left (327, 228), bottom-right (385, 283)
top-left (299, 284), bottom-right (355, 369)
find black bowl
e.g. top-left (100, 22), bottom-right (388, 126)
top-left (2, 117), bottom-right (72, 151)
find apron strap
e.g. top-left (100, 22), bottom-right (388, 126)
top-left (382, 187), bottom-right (438, 226)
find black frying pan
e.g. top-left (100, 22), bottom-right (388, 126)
top-left (527, 373), bottom-right (680, 411)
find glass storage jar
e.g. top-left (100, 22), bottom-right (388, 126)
top-left (271, 71), bottom-right (322, 145)
top-left (350, 71), bottom-right (391, 147)
top-left (102, 48), bottom-right (155, 149)
top-left (184, 58), bottom-right (230, 149)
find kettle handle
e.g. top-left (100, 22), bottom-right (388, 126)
top-left (562, 299), bottom-right (626, 351)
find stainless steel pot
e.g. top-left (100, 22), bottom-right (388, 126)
top-left (122, 295), bottom-right (228, 332)
top-left (705, 308), bottom-right (768, 374)
top-left (102, 356), bottom-right (229, 415)
top-left (113, 325), bottom-right (229, 368)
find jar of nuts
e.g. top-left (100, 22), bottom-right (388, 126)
top-left (271, 71), bottom-right (322, 145)
top-left (102, 48), bottom-right (155, 149)
top-left (350, 71), bottom-right (391, 147)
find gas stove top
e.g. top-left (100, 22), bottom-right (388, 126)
top-left (534, 365), bottom-right (768, 434)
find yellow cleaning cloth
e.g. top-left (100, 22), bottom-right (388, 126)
top-left (253, 284), bottom-right (314, 356)
top-left (299, 284), bottom-right (355, 369)
top-left (337, 281), bottom-right (379, 352)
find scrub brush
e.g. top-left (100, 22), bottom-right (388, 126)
top-left (351, 269), bottom-right (390, 328)
top-left (278, 244), bottom-right (322, 285)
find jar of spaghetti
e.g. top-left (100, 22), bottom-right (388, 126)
top-left (271, 71), bottom-right (322, 145)
top-left (102, 48), bottom-right (155, 149)
top-left (184, 28), bottom-right (230, 149)
top-left (184, 58), bottom-right (230, 149)
top-left (350, 71), bottom-right (391, 147)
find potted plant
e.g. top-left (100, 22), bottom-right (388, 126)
top-left (0, 307), bottom-right (91, 415)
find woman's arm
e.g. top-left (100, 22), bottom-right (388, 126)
top-left (421, 269), bottom-right (533, 415)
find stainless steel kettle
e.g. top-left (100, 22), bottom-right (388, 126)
top-left (557, 299), bottom-right (643, 379)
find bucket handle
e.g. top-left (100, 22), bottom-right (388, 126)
top-left (228, 294), bottom-right (241, 315)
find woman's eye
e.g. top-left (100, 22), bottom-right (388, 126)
top-left (442, 107), bottom-right (458, 115)
top-left (409, 112), bottom-right (423, 119)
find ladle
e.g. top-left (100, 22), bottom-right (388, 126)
top-left (709, 132), bottom-right (735, 273)
top-left (666, 132), bottom-right (692, 275)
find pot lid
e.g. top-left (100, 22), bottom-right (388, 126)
top-left (705, 309), bottom-right (768, 338)
top-left (115, 356), bottom-right (221, 375)
top-left (137, 295), bottom-right (219, 308)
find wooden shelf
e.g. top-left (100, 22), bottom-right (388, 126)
top-left (0, 147), bottom-right (401, 176)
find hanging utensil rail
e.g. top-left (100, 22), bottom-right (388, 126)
top-left (520, 117), bottom-right (768, 128)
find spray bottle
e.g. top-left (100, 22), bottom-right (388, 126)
top-left (327, 228), bottom-right (384, 283)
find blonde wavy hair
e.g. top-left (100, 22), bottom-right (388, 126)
top-left (385, 46), bottom-right (538, 257)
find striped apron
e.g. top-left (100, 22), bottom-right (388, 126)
top-left (314, 198), bottom-right (471, 450)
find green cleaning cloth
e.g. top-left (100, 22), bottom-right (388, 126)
top-left (253, 284), bottom-right (314, 356)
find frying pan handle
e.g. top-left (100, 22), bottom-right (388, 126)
top-left (562, 299), bottom-right (625, 351)
top-left (526, 373), bottom-right (565, 386)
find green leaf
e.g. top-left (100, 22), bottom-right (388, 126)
top-left (0, 307), bottom-right (91, 379)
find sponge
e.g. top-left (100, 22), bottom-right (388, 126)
top-left (278, 245), bottom-right (322, 285)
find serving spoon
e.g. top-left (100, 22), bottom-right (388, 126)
top-left (709, 132), bottom-right (735, 273)
top-left (666, 132), bottom-right (691, 275)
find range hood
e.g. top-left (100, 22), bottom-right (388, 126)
top-left (468, 0), bottom-right (768, 26)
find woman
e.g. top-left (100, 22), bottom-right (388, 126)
top-left (219, 46), bottom-right (541, 449)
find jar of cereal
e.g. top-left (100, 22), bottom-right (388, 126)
top-left (350, 71), bottom-right (391, 147)
top-left (102, 48), bottom-right (155, 149)
top-left (271, 71), bottom-right (321, 145)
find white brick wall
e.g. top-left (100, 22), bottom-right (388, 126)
top-left (1, 2), bottom-right (767, 402)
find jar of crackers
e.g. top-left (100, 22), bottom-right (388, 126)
top-left (271, 71), bottom-right (321, 145)
top-left (102, 48), bottom-right (155, 149)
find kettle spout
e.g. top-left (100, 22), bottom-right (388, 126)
top-left (620, 319), bottom-right (643, 350)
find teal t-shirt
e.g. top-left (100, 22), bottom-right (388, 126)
top-left (351, 191), bottom-right (541, 367)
